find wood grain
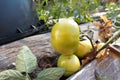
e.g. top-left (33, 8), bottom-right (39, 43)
top-left (0, 33), bottom-right (56, 71)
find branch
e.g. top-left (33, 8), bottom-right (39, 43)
top-left (81, 34), bottom-right (95, 50)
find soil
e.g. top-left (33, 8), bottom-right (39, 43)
top-left (30, 53), bottom-right (58, 79)
top-left (29, 53), bottom-right (70, 80)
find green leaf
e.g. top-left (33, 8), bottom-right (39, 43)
top-left (62, 0), bottom-right (67, 4)
top-left (0, 70), bottom-right (25, 80)
top-left (16, 46), bottom-right (37, 73)
top-left (36, 68), bottom-right (65, 80)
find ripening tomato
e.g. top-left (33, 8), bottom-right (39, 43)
top-left (51, 18), bottom-right (80, 55)
top-left (57, 54), bottom-right (81, 76)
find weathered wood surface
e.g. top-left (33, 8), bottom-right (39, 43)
top-left (0, 33), bottom-right (56, 71)
top-left (67, 52), bottom-right (120, 80)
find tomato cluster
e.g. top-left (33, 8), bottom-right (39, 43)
top-left (50, 18), bottom-right (93, 76)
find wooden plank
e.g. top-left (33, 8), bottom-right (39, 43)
top-left (0, 33), bottom-right (56, 71)
top-left (67, 55), bottom-right (120, 80)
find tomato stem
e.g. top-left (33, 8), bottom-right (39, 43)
top-left (81, 34), bottom-right (95, 50)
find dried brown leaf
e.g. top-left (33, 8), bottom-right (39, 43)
top-left (100, 15), bottom-right (108, 23)
top-left (105, 20), bottom-right (112, 27)
top-left (93, 22), bottom-right (102, 28)
top-left (96, 48), bottom-right (108, 59)
top-left (81, 47), bottom-right (97, 67)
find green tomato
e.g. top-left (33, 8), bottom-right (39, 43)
top-left (75, 39), bottom-right (93, 58)
top-left (57, 54), bottom-right (81, 76)
top-left (51, 18), bottom-right (80, 55)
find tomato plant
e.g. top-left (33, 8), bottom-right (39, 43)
top-left (35, 0), bottom-right (100, 24)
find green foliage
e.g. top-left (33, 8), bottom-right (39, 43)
top-left (72, 0), bottom-right (97, 23)
top-left (106, 2), bottom-right (120, 19)
top-left (36, 68), bottom-right (65, 80)
top-left (36, 0), bottom-right (100, 24)
top-left (0, 70), bottom-right (26, 80)
top-left (16, 46), bottom-right (37, 73)
top-left (0, 46), bottom-right (65, 80)
top-left (105, 2), bottom-right (120, 29)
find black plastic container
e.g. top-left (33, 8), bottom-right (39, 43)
top-left (0, 0), bottom-right (42, 45)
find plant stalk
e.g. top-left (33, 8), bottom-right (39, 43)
top-left (81, 34), bottom-right (95, 49)
top-left (96, 29), bottom-right (120, 54)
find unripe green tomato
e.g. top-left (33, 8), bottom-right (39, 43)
top-left (75, 39), bottom-right (93, 58)
top-left (57, 54), bottom-right (81, 76)
top-left (51, 18), bottom-right (80, 55)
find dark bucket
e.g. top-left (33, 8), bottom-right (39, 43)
top-left (0, 0), bottom-right (42, 45)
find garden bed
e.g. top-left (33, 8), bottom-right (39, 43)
top-left (0, 22), bottom-right (120, 80)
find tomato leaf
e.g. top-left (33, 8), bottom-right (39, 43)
top-left (16, 46), bottom-right (37, 73)
top-left (0, 70), bottom-right (25, 80)
top-left (36, 68), bottom-right (65, 80)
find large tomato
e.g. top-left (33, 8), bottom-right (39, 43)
top-left (51, 18), bottom-right (80, 55)
top-left (57, 54), bottom-right (80, 76)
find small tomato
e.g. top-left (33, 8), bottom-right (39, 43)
top-left (57, 54), bottom-right (81, 76)
top-left (75, 39), bottom-right (93, 58)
